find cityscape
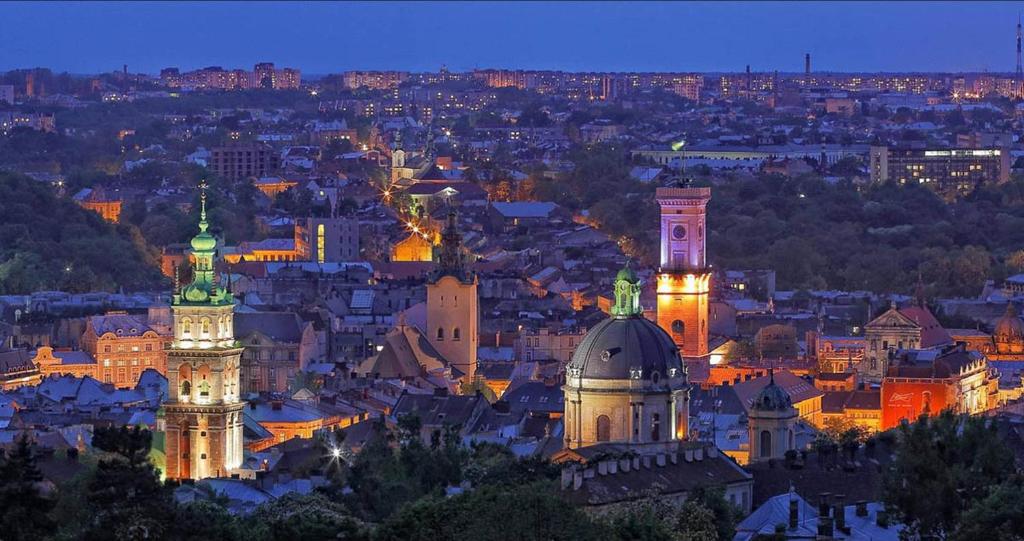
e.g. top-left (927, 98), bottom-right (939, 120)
top-left (4, 2), bottom-right (1024, 540)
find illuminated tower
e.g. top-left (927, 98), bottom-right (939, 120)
top-left (426, 212), bottom-right (478, 382)
top-left (160, 184), bottom-right (244, 480)
top-left (656, 185), bottom-right (711, 370)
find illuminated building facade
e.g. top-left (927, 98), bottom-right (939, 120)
top-left (746, 372), bottom-right (799, 463)
top-left (869, 146), bottom-right (1011, 199)
top-left (294, 217), bottom-right (360, 263)
top-left (563, 266), bottom-right (690, 449)
top-left (160, 188), bottom-right (244, 480)
top-left (426, 213), bottom-right (478, 381)
top-left (655, 186), bottom-right (711, 377)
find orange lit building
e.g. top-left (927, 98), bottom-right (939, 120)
top-left (245, 398), bottom-right (366, 452)
top-left (391, 231), bottom-right (434, 262)
top-left (655, 186), bottom-right (711, 380)
top-left (253, 176), bottom-right (299, 198)
top-left (73, 187), bottom-right (122, 223)
top-left (34, 313), bottom-right (169, 388)
top-left (880, 345), bottom-right (998, 430)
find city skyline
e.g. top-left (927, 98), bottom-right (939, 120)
top-left (4, 1), bottom-right (1024, 74)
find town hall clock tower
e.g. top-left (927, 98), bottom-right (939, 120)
top-left (160, 185), bottom-right (244, 480)
top-left (655, 185), bottom-right (712, 378)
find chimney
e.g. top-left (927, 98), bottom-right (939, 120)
top-left (834, 496), bottom-right (847, 533)
top-left (788, 497), bottom-right (799, 530)
top-left (805, 53), bottom-right (811, 76)
top-left (877, 508), bottom-right (890, 528)
top-left (271, 399), bottom-right (283, 411)
top-left (817, 516), bottom-right (834, 537)
top-left (818, 493), bottom-right (832, 518)
top-left (248, 401), bottom-right (257, 410)
top-left (855, 501), bottom-right (869, 517)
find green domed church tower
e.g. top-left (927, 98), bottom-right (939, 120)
top-left (160, 184), bottom-right (245, 480)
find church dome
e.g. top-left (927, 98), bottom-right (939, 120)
top-left (569, 312), bottom-right (683, 382)
top-left (751, 375), bottom-right (792, 412)
top-left (994, 303), bottom-right (1024, 354)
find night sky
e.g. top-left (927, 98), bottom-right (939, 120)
top-left (3, 1), bottom-right (1022, 74)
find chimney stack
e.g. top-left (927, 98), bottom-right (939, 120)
top-left (805, 53), bottom-right (811, 76)
top-left (788, 497), bottom-right (799, 529)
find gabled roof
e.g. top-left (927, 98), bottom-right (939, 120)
top-left (898, 305), bottom-right (952, 348)
top-left (866, 305), bottom-right (919, 331)
top-left (357, 324), bottom-right (456, 380)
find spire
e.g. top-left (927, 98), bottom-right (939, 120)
top-left (915, 271), bottom-right (926, 307)
top-left (176, 181), bottom-right (232, 306)
top-left (610, 262), bottom-right (642, 317)
top-left (434, 211), bottom-right (467, 281)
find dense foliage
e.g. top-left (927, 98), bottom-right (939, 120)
top-left (3, 421), bottom-right (743, 541)
top-left (883, 411), bottom-right (1023, 540)
top-left (525, 143), bottom-right (1024, 297)
top-left (0, 172), bottom-right (165, 293)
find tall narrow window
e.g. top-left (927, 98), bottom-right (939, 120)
top-left (452, 328), bottom-right (461, 341)
top-left (436, 328), bottom-right (445, 341)
top-left (760, 430), bottom-right (772, 458)
top-left (651, 413), bottom-right (661, 441)
top-left (596, 415), bottom-right (611, 442)
top-left (316, 224), bottom-right (325, 264)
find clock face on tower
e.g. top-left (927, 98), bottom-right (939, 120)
top-left (672, 225), bottom-right (687, 240)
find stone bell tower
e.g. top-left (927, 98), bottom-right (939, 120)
top-left (655, 186), bottom-right (712, 377)
top-left (160, 183), bottom-right (244, 480)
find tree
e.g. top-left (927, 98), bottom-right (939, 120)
top-left (952, 477), bottom-right (1024, 541)
top-left (239, 493), bottom-right (368, 541)
top-left (0, 434), bottom-right (55, 541)
top-left (883, 411), bottom-right (1016, 539)
top-left (83, 426), bottom-right (175, 541)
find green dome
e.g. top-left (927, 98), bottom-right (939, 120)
top-left (190, 230), bottom-right (217, 252)
top-left (616, 265), bottom-right (639, 284)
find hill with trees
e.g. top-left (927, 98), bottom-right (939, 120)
top-left (0, 172), bottom-right (165, 293)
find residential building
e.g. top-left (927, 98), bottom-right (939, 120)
top-left (869, 146), bottom-right (1010, 199)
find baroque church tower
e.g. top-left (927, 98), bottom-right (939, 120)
top-left (655, 184), bottom-right (712, 376)
top-left (425, 212), bottom-right (478, 382)
top-left (160, 185), bottom-right (244, 480)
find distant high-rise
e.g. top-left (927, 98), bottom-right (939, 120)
top-left (1017, 15), bottom-right (1022, 78)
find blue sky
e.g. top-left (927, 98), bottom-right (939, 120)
top-left (2, 1), bottom-right (1021, 74)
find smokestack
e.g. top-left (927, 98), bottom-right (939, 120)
top-left (805, 53), bottom-right (811, 76)
top-left (788, 497), bottom-right (799, 529)
top-left (745, 65), bottom-right (751, 91)
top-left (1017, 15), bottom-right (1022, 79)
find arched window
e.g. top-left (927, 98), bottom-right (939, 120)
top-left (200, 318), bottom-right (211, 337)
top-left (180, 380), bottom-right (191, 396)
top-left (198, 381), bottom-right (210, 398)
top-left (181, 318), bottom-right (193, 337)
top-left (596, 415), bottom-right (611, 442)
top-left (651, 413), bottom-right (661, 441)
top-left (760, 430), bottom-right (772, 458)
top-left (436, 328), bottom-right (445, 341)
top-left (452, 327), bottom-right (461, 341)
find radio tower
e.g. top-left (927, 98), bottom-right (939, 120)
top-left (1016, 14), bottom-right (1022, 79)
